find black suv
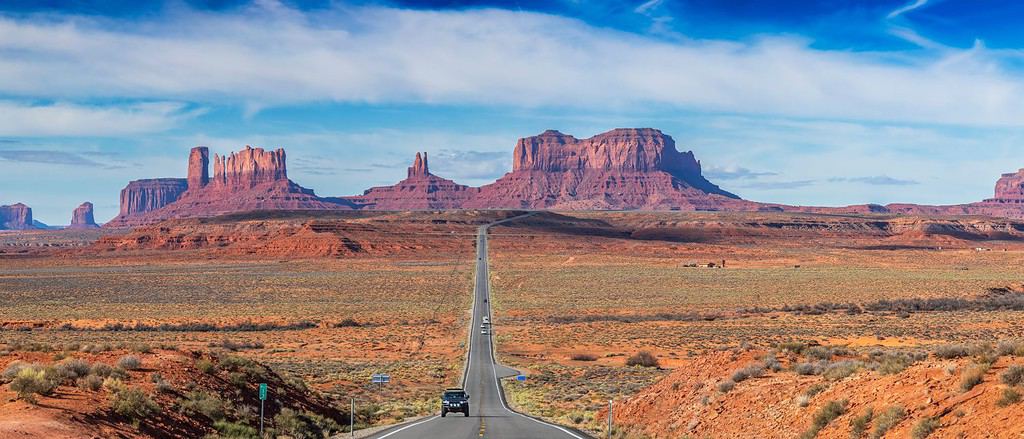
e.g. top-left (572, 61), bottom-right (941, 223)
top-left (441, 388), bottom-right (470, 417)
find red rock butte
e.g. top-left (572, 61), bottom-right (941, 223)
top-left (96, 128), bottom-right (1024, 227)
top-left (0, 203), bottom-right (33, 230)
top-left (465, 128), bottom-right (745, 210)
top-left (68, 202), bottom-right (99, 229)
top-left (344, 152), bottom-right (477, 210)
top-left (106, 145), bottom-right (351, 227)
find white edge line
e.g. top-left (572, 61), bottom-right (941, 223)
top-left (483, 216), bottom-right (587, 439)
top-left (373, 415), bottom-right (440, 439)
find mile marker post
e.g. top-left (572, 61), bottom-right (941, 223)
top-left (350, 397), bottom-right (354, 438)
top-left (259, 383), bottom-right (268, 437)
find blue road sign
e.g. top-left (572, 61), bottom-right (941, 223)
top-left (371, 374), bottom-right (391, 384)
top-left (516, 375), bottom-right (526, 382)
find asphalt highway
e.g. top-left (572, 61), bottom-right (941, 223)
top-left (366, 214), bottom-right (590, 439)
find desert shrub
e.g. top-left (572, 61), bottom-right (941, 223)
top-left (103, 377), bottom-right (127, 394)
top-left (179, 390), bottom-right (226, 420)
top-left (997, 339), bottom-right (1024, 356)
top-left (849, 407), bottom-right (873, 438)
top-left (2, 360), bottom-right (27, 382)
top-left (872, 405), bottom-right (906, 438)
top-left (151, 373), bottom-right (173, 393)
top-left (997, 387), bottom-right (1021, 407)
top-left (794, 361), bottom-right (825, 376)
top-left (804, 383), bottom-right (828, 398)
top-left (196, 358), bottom-right (217, 374)
top-left (763, 353), bottom-right (782, 372)
top-left (272, 408), bottom-right (341, 439)
top-left (800, 399), bottom-right (847, 439)
top-left (334, 318), bottom-right (362, 328)
top-left (131, 343), bottom-right (153, 354)
top-left (796, 395), bottom-right (811, 407)
top-left (824, 361), bottom-right (862, 381)
top-left (117, 355), bottom-right (142, 371)
top-left (1001, 365), bottom-right (1024, 386)
top-left (911, 417), bottom-right (939, 439)
top-left (77, 375), bottom-right (103, 391)
top-left (876, 354), bottom-right (914, 375)
top-left (778, 342), bottom-right (808, 355)
top-left (971, 344), bottom-right (1000, 365)
top-left (10, 366), bottom-right (59, 403)
top-left (806, 346), bottom-right (834, 361)
top-left (90, 362), bottom-right (114, 377)
top-left (717, 380), bottom-right (735, 393)
top-left (55, 358), bottom-right (91, 379)
top-left (111, 387), bottom-right (159, 421)
top-left (731, 363), bottom-right (765, 383)
top-left (570, 353), bottom-right (598, 361)
top-left (933, 344), bottom-right (970, 359)
top-left (210, 339), bottom-right (264, 352)
top-left (228, 372), bottom-right (248, 388)
top-left (960, 364), bottom-right (989, 392)
top-left (214, 420), bottom-right (259, 438)
top-left (286, 375), bottom-right (309, 393)
top-left (625, 351), bottom-right (659, 368)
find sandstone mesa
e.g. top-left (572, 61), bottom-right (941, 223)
top-left (5, 127), bottom-right (1024, 230)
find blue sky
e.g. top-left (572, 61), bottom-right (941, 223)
top-left (2, 0), bottom-right (1024, 224)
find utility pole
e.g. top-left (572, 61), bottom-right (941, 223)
top-left (350, 398), bottom-right (355, 438)
top-left (607, 399), bottom-right (613, 439)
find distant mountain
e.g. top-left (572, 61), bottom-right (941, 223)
top-left (99, 128), bottom-right (1024, 227)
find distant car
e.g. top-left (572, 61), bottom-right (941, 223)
top-left (441, 388), bottom-right (470, 417)
top-left (482, 316), bottom-right (490, 324)
top-left (481, 329), bottom-right (488, 334)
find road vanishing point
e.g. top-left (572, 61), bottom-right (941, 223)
top-left (366, 214), bottom-right (591, 439)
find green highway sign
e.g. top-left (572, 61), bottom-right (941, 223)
top-left (259, 383), bottom-right (267, 401)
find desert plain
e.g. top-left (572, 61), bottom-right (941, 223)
top-left (2, 210), bottom-right (1024, 437)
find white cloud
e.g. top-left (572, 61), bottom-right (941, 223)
top-left (0, 101), bottom-right (201, 136)
top-left (0, 3), bottom-right (1023, 126)
top-left (887, 0), bottom-right (929, 19)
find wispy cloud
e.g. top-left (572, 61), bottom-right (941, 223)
top-left (0, 4), bottom-right (1022, 125)
top-left (887, 0), bottom-right (929, 19)
top-left (740, 180), bottom-right (817, 190)
top-left (0, 149), bottom-right (125, 168)
top-left (830, 175), bottom-right (919, 185)
top-left (704, 165), bottom-right (778, 180)
top-left (431, 149), bottom-right (509, 180)
top-left (0, 101), bottom-right (203, 136)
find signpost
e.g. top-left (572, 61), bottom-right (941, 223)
top-left (371, 373), bottom-right (390, 392)
top-left (259, 383), bottom-right (268, 436)
top-left (515, 375), bottom-right (526, 382)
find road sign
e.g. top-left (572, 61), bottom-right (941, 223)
top-left (258, 383), bottom-right (268, 436)
top-left (371, 374), bottom-right (390, 384)
top-left (516, 375), bottom-right (526, 382)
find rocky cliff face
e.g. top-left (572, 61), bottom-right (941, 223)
top-left (466, 128), bottom-right (743, 210)
top-left (107, 178), bottom-right (189, 226)
top-left (68, 202), bottom-right (99, 229)
top-left (989, 169), bottom-right (1024, 202)
top-left (0, 203), bottom-right (33, 230)
top-left (187, 146), bottom-right (210, 190)
top-left (212, 146), bottom-right (288, 191)
top-left (345, 152), bottom-right (478, 210)
top-left (108, 145), bottom-right (349, 227)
